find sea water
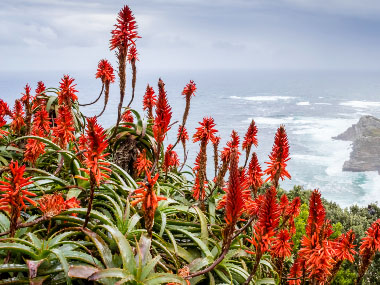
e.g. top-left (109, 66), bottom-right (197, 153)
top-left (2, 69), bottom-right (380, 207)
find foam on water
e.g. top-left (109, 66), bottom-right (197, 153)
top-left (296, 101), bottom-right (310, 106)
top-left (230, 95), bottom-right (296, 101)
top-left (340, 100), bottom-right (380, 109)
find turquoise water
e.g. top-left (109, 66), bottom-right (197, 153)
top-left (2, 69), bottom-right (380, 207)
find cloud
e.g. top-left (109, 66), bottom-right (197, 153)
top-left (1, 0), bottom-right (380, 72)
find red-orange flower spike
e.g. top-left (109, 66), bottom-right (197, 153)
top-left (182, 80), bottom-right (197, 99)
top-left (65, 197), bottom-right (81, 217)
top-left (38, 193), bottom-right (66, 217)
top-left (279, 194), bottom-right (289, 216)
top-left (32, 109), bottom-right (50, 135)
top-left (360, 219), bottom-right (380, 255)
top-left (224, 147), bottom-right (244, 226)
top-left (163, 144), bottom-right (180, 173)
top-left (247, 152), bottom-right (263, 196)
top-left (0, 99), bottom-right (11, 117)
top-left (335, 230), bottom-right (356, 263)
top-left (21, 84), bottom-right (32, 105)
top-left (79, 117), bottom-right (110, 186)
top-left (0, 161), bottom-right (36, 237)
top-left (193, 117), bottom-right (218, 144)
top-left (131, 171), bottom-right (166, 237)
top-left (35, 81), bottom-right (46, 95)
top-left (122, 109), bottom-right (134, 123)
top-left (177, 125), bottom-right (189, 144)
top-left (306, 189), bottom-right (326, 237)
top-left (285, 197), bottom-right (301, 218)
top-left (127, 45), bottom-right (139, 63)
top-left (242, 120), bottom-right (258, 150)
top-left (0, 117), bottom-right (8, 138)
top-left (0, 160), bottom-right (36, 211)
top-left (96, 59), bottom-right (115, 84)
top-left (258, 186), bottom-right (280, 234)
top-left (153, 79), bottom-right (172, 145)
top-left (52, 105), bottom-right (75, 148)
top-left (58, 75), bottom-right (78, 108)
top-left (271, 229), bottom-right (292, 258)
top-left (264, 125), bottom-right (291, 188)
top-left (10, 100), bottom-right (25, 134)
top-left (135, 149), bottom-right (152, 176)
top-left (33, 81), bottom-right (47, 109)
top-left (357, 219), bottom-right (380, 283)
top-left (143, 84), bottom-right (157, 119)
top-left (288, 258), bottom-right (304, 285)
top-left (24, 128), bottom-right (46, 164)
top-left (110, 5), bottom-right (139, 52)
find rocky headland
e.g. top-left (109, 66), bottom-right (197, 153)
top-left (334, 115), bottom-right (380, 174)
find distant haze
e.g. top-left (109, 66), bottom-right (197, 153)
top-left (1, 0), bottom-right (380, 72)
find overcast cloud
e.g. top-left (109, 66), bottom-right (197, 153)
top-left (1, 0), bottom-right (380, 72)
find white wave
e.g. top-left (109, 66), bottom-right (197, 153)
top-left (340, 100), bottom-right (380, 109)
top-left (297, 101), bottom-right (310, 106)
top-left (230, 95), bottom-right (296, 102)
top-left (315, 102), bottom-right (332, 105)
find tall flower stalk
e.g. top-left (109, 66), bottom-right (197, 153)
top-left (109, 5), bottom-right (139, 139)
top-left (78, 117), bottom-right (110, 228)
top-left (21, 84), bottom-right (32, 135)
top-left (192, 117), bottom-right (217, 207)
top-left (244, 186), bottom-right (279, 284)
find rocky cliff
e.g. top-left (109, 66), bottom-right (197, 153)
top-left (334, 115), bottom-right (380, 174)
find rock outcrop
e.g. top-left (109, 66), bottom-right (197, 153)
top-left (334, 115), bottom-right (380, 174)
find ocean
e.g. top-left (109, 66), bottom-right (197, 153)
top-left (2, 69), bottom-right (380, 207)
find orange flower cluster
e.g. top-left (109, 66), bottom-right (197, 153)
top-left (247, 152), bottom-right (263, 197)
top-left (10, 100), bottom-right (25, 134)
top-left (264, 125), bottom-right (290, 188)
top-left (32, 81), bottom-right (47, 109)
top-left (38, 193), bottom-right (80, 217)
top-left (143, 84), bottom-right (157, 119)
top-left (0, 99), bottom-right (11, 137)
top-left (32, 109), bottom-right (50, 136)
top-left (177, 125), bottom-right (189, 145)
top-left (153, 79), bottom-right (172, 145)
top-left (131, 171), bottom-right (166, 237)
top-left (24, 128), bottom-right (46, 164)
top-left (242, 120), bottom-right (258, 152)
top-left (163, 144), bottom-right (180, 173)
top-left (182, 80), bottom-right (197, 99)
top-left (121, 109), bottom-right (134, 123)
top-left (110, 5), bottom-right (139, 52)
top-left (134, 149), bottom-right (152, 176)
top-left (192, 117), bottom-right (218, 201)
top-left (0, 161), bottom-right (36, 212)
top-left (127, 46), bottom-right (139, 63)
top-left (224, 143), bottom-right (244, 226)
top-left (52, 105), bottom-right (75, 148)
top-left (95, 59), bottom-right (115, 84)
top-left (79, 117), bottom-right (111, 186)
top-left (357, 219), bottom-right (380, 283)
top-left (58, 75), bottom-right (78, 108)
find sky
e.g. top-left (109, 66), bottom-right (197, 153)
top-left (1, 0), bottom-right (380, 72)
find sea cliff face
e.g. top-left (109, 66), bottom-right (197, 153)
top-left (334, 115), bottom-right (380, 174)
